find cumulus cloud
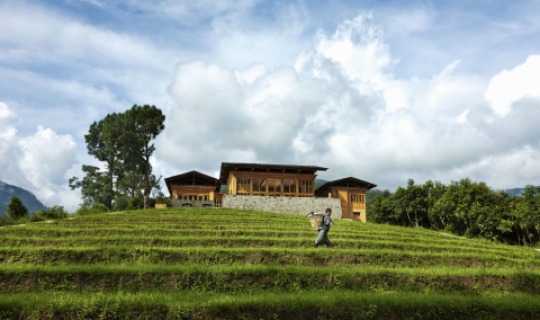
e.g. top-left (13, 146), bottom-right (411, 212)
top-left (0, 102), bottom-right (18, 139)
top-left (485, 55), bottom-right (540, 117)
top-left (0, 102), bottom-right (79, 210)
top-left (158, 12), bottom-right (540, 191)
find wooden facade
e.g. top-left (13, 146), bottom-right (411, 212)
top-left (164, 171), bottom-right (220, 207)
top-left (219, 162), bottom-right (327, 197)
top-left (165, 163), bottom-right (377, 222)
top-left (315, 177), bottom-right (377, 222)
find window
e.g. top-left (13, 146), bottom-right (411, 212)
top-left (283, 179), bottom-right (296, 194)
top-left (267, 178), bottom-right (282, 195)
top-left (298, 179), bottom-right (313, 195)
top-left (253, 178), bottom-right (266, 194)
top-left (350, 194), bottom-right (365, 203)
top-left (236, 177), bottom-right (251, 194)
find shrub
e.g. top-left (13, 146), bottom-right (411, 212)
top-left (75, 203), bottom-right (109, 215)
top-left (31, 206), bottom-right (68, 221)
top-left (113, 196), bottom-right (130, 211)
top-left (7, 196), bottom-right (28, 219)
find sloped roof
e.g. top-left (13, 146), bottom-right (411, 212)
top-left (219, 162), bottom-right (328, 183)
top-left (164, 170), bottom-right (219, 196)
top-left (315, 177), bottom-right (377, 196)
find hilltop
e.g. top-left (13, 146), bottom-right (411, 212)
top-left (0, 181), bottom-right (47, 216)
top-left (0, 207), bottom-right (539, 319)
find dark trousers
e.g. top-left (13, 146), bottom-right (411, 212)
top-left (315, 229), bottom-right (331, 247)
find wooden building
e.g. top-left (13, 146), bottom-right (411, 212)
top-left (219, 162), bottom-right (327, 197)
top-left (315, 177), bottom-right (377, 222)
top-left (164, 171), bottom-right (221, 207)
top-left (165, 163), bottom-right (377, 222)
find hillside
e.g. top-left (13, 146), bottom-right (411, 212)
top-left (0, 181), bottom-right (47, 216)
top-left (1, 208), bottom-right (540, 319)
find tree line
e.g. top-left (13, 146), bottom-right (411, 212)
top-left (69, 104), bottom-right (165, 211)
top-left (368, 178), bottom-right (540, 246)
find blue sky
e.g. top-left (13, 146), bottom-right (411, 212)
top-left (1, 0), bottom-right (540, 211)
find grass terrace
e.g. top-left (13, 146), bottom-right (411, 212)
top-left (1, 207), bottom-right (539, 319)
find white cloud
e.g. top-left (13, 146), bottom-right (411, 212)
top-left (0, 102), bottom-right (18, 139)
top-left (18, 125), bottom-right (77, 187)
top-left (485, 55), bottom-right (540, 117)
top-left (0, 102), bottom-right (79, 210)
top-left (158, 11), bottom-right (540, 193)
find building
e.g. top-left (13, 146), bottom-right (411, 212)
top-left (165, 162), bottom-right (376, 222)
top-left (315, 177), bottom-right (377, 222)
top-left (164, 170), bottom-right (220, 207)
top-left (219, 162), bottom-right (327, 197)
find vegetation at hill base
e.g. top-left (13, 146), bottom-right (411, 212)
top-left (1, 207), bottom-right (539, 319)
top-left (368, 178), bottom-right (540, 246)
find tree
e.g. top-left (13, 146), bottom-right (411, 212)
top-left (69, 165), bottom-right (111, 207)
top-left (367, 190), bottom-right (395, 224)
top-left (7, 196), bottom-right (28, 219)
top-left (124, 105), bottom-right (165, 209)
top-left (71, 104), bottom-right (165, 210)
top-left (511, 185), bottom-right (540, 246)
top-left (83, 113), bottom-right (126, 208)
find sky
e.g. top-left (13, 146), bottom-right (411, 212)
top-left (2, 0), bottom-right (540, 211)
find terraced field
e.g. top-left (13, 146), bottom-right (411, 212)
top-left (1, 208), bottom-right (540, 319)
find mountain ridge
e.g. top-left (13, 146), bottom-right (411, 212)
top-left (0, 181), bottom-right (47, 216)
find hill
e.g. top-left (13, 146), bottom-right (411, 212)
top-left (0, 208), bottom-right (539, 319)
top-left (0, 181), bottom-right (47, 216)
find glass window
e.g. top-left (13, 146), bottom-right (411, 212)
top-left (236, 177), bottom-right (251, 194)
top-left (268, 178), bottom-right (282, 195)
top-left (283, 179), bottom-right (296, 194)
top-left (253, 178), bottom-right (266, 194)
top-left (298, 179), bottom-right (313, 194)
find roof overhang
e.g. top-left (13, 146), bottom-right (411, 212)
top-left (315, 177), bottom-right (377, 196)
top-left (219, 162), bottom-right (328, 183)
top-left (164, 170), bottom-right (219, 196)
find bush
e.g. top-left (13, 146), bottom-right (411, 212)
top-left (129, 197), bottom-right (144, 210)
top-left (7, 196), bottom-right (28, 219)
top-left (113, 196), bottom-right (130, 211)
top-left (75, 203), bottom-right (109, 215)
top-left (31, 206), bottom-right (68, 222)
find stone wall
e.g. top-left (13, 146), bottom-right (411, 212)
top-left (222, 195), bottom-right (342, 219)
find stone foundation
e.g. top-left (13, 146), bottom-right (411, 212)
top-left (222, 195), bottom-right (342, 219)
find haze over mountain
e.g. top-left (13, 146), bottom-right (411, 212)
top-left (0, 181), bottom-right (47, 216)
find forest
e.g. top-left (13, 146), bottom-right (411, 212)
top-left (368, 178), bottom-right (540, 246)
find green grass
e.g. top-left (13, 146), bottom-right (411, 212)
top-left (1, 207), bottom-right (539, 319)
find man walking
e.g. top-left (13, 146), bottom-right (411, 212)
top-left (315, 208), bottom-right (334, 248)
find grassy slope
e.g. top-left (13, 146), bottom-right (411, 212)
top-left (1, 207), bottom-right (539, 319)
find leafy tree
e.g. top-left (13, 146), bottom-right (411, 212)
top-left (71, 105), bottom-right (165, 210)
top-left (69, 165), bottom-right (111, 207)
top-left (424, 180), bottom-right (447, 229)
top-left (7, 196), bottom-right (28, 219)
top-left (511, 185), bottom-right (540, 246)
top-left (367, 190), bottom-right (395, 223)
top-left (124, 105), bottom-right (165, 209)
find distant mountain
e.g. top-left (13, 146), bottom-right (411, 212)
top-left (0, 181), bottom-right (47, 216)
top-left (505, 188), bottom-right (525, 197)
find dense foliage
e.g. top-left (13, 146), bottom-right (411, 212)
top-left (6, 196), bottom-right (28, 219)
top-left (69, 104), bottom-right (165, 210)
top-left (368, 178), bottom-right (540, 246)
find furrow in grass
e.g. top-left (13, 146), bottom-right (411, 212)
top-left (0, 246), bottom-right (538, 268)
top-left (1, 291), bottom-right (540, 320)
top-left (1, 264), bottom-right (540, 294)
